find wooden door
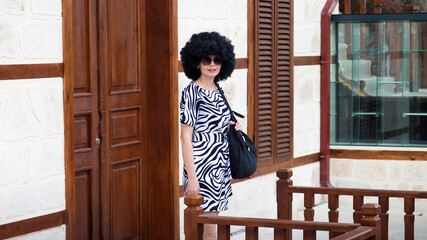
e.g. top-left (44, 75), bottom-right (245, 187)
top-left (73, 0), bottom-right (100, 238)
top-left (98, 0), bottom-right (147, 239)
top-left (73, 0), bottom-right (147, 239)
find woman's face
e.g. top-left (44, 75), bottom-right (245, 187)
top-left (199, 55), bottom-right (221, 80)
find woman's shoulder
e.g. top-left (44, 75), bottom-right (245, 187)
top-left (181, 81), bottom-right (199, 99)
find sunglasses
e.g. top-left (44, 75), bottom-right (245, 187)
top-left (201, 56), bottom-right (222, 66)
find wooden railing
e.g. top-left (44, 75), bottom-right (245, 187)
top-left (184, 195), bottom-right (381, 239)
top-left (277, 168), bottom-right (427, 240)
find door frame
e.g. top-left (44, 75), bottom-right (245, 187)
top-left (63, 0), bottom-right (179, 239)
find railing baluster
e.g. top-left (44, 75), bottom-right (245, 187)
top-left (277, 169), bottom-right (293, 240)
top-left (246, 227), bottom-right (259, 240)
top-left (374, 0), bottom-right (382, 13)
top-left (359, 0), bottom-right (367, 13)
top-left (361, 203), bottom-right (382, 240)
top-left (304, 192), bottom-right (316, 240)
top-left (378, 197), bottom-right (389, 240)
top-left (404, 197), bottom-right (415, 240)
top-left (217, 225), bottom-right (230, 240)
top-left (328, 194), bottom-right (339, 238)
top-left (353, 195), bottom-right (364, 224)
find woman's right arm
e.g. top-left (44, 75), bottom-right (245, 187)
top-left (181, 124), bottom-right (199, 195)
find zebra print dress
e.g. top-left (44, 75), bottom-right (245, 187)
top-left (180, 81), bottom-right (232, 212)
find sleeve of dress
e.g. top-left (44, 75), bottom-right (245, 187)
top-left (180, 87), bottom-right (197, 127)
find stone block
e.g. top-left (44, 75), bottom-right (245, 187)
top-left (293, 130), bottom-right (319, 158)
top-left (310, 25), bottom-right (320, 53)
top-left (0, 18), bottom-right (19, 58)
top-left (355, 160), bottom-right (387, 180)
top-left (406, 162), bottom-right (427, 181)
top-left (231, 0), bottom-right (246, 20)
top-left (205, 0), bottom-right (230, 19)
top-left (293, 0), bottom-right (305, 22)
top-left (21, 143), bottom-right (36, 183)
top-left (330, 177), bottom-right (371, 189)
top-left (0, 0), bottom-right (25, 15)
top-left (8, 225), bottom-right (66, 240)
top-left (18, 20), bottom-right (62, 60)
top-left (0, 147), bottom-right (22, 186)
top-left (40, 180), bottom-right (65, 210)
top-left (4, 186), bottom-right (38, 219)
top-left (42, 80), bottom-right (64, 135)
top-left (294, 25), bottom-right (311, 55)
top-left (331, 158), bottom-right (353, 178)
top-left (37, 138), bottom-right (64, 179)
top-left (5, 90), bottom-right (40, 141)
top-left (30, 0), bottom-right (61, 16)
top-left (294, 66), bottom-right (315, 104)
top-left (178, 0), bottom-right (201, 19)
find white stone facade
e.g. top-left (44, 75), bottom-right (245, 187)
top-left (0, 0), bottom-right (62, 64)
top-left (0, 0), bottom-right (65, 239)
top-left (0, 78), bottom-right (65, 225)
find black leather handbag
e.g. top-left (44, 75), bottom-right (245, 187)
top-left (216, 83), bottom-right (257, 179)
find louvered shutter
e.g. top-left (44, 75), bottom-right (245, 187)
top-left (275, 0), bottom-right (291, 160)
top-left (257, 0), bottom-right (275, 165)
top-left (255, 0), bottom-right (292, 165)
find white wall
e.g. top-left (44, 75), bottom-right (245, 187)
top-left (0, 0), bottom-right (65, 238)
top-left (293, 0), bottom-right (339, 157)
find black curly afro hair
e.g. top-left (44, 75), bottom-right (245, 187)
top-left (180, 32), bottom-right (235, 82)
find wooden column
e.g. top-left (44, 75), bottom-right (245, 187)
top-left (184, 195), bottom-right (204, 240)
top-left (146, 0), bottom-right (179, 239)
top-left (361, 203), bottom-right (382, 240)
top-left (276, 169), bottom-right (293, 240)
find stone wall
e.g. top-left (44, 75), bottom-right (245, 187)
top-left (293, 0), bottom-right (339, 158)
top-left (0, 0), bottom-right (65, 238)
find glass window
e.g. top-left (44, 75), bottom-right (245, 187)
top-left (330, 15), bottom-right (427, 147)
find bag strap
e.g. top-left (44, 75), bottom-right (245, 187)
top-left (215, 82), bottom-right (244, 122)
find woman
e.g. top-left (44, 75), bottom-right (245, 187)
top-left (180, 32), bottom-right (242, 240)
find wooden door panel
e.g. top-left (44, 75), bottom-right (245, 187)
top-left (73, 0), bottom-right (99, 239)
top-left (99, 0), bottom-right (147, 239)
top-left (111, 160), bottom-right (140, 239)
top-left (75, 171), bottom-right (93, 239)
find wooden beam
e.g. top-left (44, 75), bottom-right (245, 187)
top-left (0, 211), bottom-right (66, 239)
top-left (294, 56), bottom-right (321, 66)
top-left (330, 149), bottom-right (427, 161)
top-left (146, 0), bottom-right (179, 238)
top-left (0, 63), bottom-right (63, 80)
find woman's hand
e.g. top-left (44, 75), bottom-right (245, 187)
top-left (229, 119), bottom-right (243, 132)
top-left (187, 177), bottom-right (200, 195)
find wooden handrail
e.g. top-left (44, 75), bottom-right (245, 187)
top-left (277, 168), bottom-right (427, 240)
top-left (289, 186), bottom-right (427, 198)
top-left (184, 194), bottom-right (381, 239)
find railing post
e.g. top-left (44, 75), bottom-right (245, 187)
top-left (378, 197), bottom-right (389, 240)
top-left (361, 203), bottom-right (381, 240)
top-left (404, 197), bottom-right (415, 240)
top-left (276, 169), bottom-right (293, 240)
top-left (184, 195), bottom-right (204, 240)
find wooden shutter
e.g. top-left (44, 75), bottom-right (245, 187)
top-left (275, 0), bottom-right (292, 160)
top-left (255, 0), bottom-right (292, 166)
